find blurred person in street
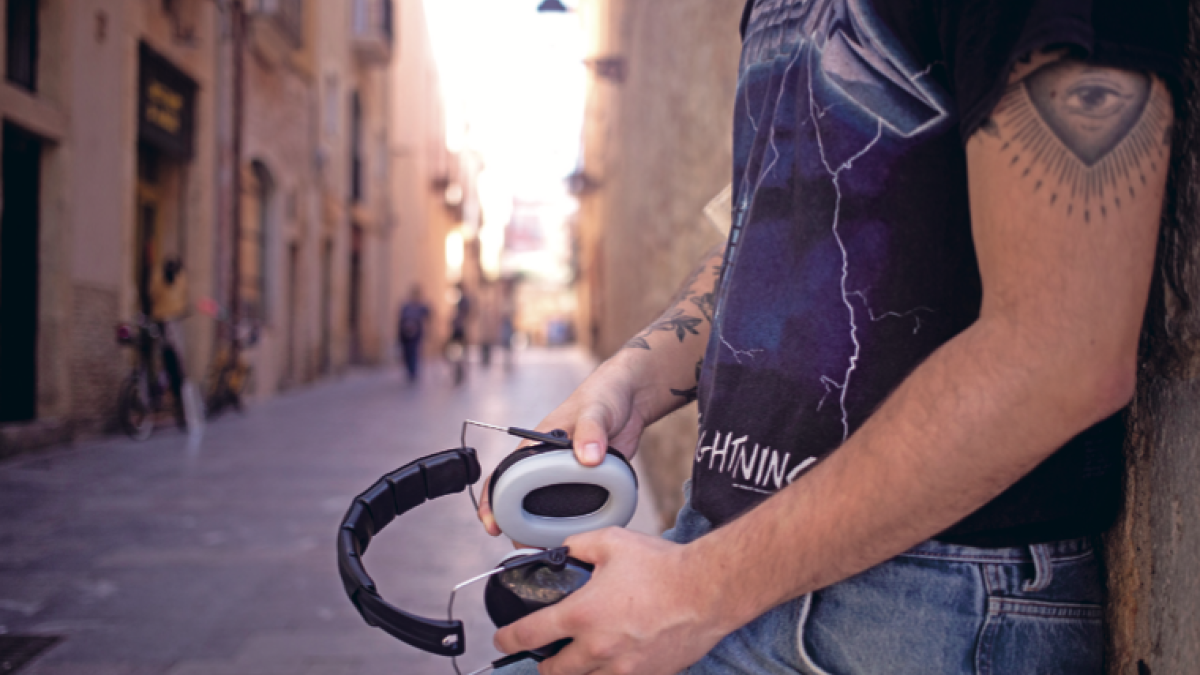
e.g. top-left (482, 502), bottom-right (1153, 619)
top-left (446, 282), bottom-right (471, 384)
top-left (478, 282), bottom-right (501, 368)
top-left (496, 276), bottom-right (518, 370)
top-left (397, 284), bottom-right (432, 383)
top-left (478, 0), bottom-right (1185, 673)
top-left (149, 256), bottom-right (190, 426)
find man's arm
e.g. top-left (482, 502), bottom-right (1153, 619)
top-left (495, 55), bottom-right (1172, 674)
top-left (477, 241), bottom-right (726, 534)
top-left (616, 239), bottom-right (725, 410)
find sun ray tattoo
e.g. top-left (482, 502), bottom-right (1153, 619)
top-left (990, 60), bottom-right (1171, 222)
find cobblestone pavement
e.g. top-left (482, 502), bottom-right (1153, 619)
top-left (0, 349), bottom-right (662, 675)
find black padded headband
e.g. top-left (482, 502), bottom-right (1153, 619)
top-left (337, 447), bottom-right (481, 656)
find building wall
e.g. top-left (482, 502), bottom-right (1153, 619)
top-left (1104, 6), bottom-right (1200, 671)
top-left (388, 0), bottom-right (454, 354)
top-left (230, 0), bottom-right (396, 398)
top-left (575, 0), bottom-right (743, 527)
top-left (0, 0), bottom-right (218, 453)
top-left (239, 4), bottom-right (320, 396)
top-left (303, 0), bottom-right (393, 375)
top-left (66, 0), bottom-right (133, 430)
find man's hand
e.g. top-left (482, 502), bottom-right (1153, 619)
top-left (494, 528), bottom-right (729, 675)
top-left (477, 242), bottom-right (727, 537)
top-left (477, 355), bottom-right (651, 536)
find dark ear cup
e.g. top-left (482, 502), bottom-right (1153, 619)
top-left (484, 556), bottom-right (593, 628)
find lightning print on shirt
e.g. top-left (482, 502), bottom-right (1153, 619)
top-left (695, 0), bottom-right (980, 524)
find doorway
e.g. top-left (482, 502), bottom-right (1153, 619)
top-left (136, 145), bottom-right (165, 317)
top-left (0, 123), bottom-right (42, 423)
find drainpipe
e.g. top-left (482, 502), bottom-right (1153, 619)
top-left (229, 0), bottom-right (245, 345)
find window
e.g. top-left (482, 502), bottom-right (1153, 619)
top-left (323, 75), bottom-right (339, 137)
top-left (350, 91), bottom-right (363, 202)
top-left (240, 161), bottom-right (273, 321)
top-left (276, 0), bottom-right (304, 47)
top-left (382, 0), bottom-right (393, 46)
top-left (6, 0), bottom-right (39, 91)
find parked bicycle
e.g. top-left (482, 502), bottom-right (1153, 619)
top-left (205, 317), bottom-right (258, 419)
top-left (115, 316), bottom-right (189, 440)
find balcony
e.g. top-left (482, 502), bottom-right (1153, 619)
top-left (351, 0), bottom-right (394, 67)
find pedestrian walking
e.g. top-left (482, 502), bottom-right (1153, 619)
top-left (148, 256), bottom-right (194, 429)
top-left (445, 283), bottom-right (471, 385)
top-left (397, 285), bottom-right (431, 382)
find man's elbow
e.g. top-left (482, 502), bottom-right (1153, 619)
top-left (1022, 327), bottom-right (1140, 427)
top-left (1080, 354), bottom-right (1138, 422)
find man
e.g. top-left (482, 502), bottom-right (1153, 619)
top-left (398, 285), bottom-right (432, 382)
top-left (447, 282), bottom-right (472, 384)
top-left (149, 256), bottom-right (191, 429)
top-left (479, 0), bottom-right (1184, 672)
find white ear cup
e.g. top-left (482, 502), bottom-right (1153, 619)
top-left (491, 450), bottom-right (638, 548)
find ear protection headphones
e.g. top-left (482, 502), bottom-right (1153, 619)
top-left (337, 422), bottom-right (638, 671)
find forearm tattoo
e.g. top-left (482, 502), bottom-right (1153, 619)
top-left (623, 244), bottom-right (725, 352)
top-left (987, 59), bottom-right (1172, 222)
top-left (669, 359), bottom-right (705, 404)
top-left (624, 309), bottom-right (703, 350)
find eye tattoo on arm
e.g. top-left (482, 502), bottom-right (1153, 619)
top-left (987, 59), bottom-right (1172, 222)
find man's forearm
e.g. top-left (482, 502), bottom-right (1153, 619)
top-left (687, 313), bottom-right (1134, 632)
top-left (609, 241), bottom-right (726, 426)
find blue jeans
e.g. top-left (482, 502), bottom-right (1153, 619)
top-left (500, 486), bottom-right (1105, 674)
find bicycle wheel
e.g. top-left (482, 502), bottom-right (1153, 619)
top-left (118, 374), bottom-right (154, 441)
top-left (205, 371), bottom-right (230, 420)
top-left (232, 365), bottom-right (250, 412)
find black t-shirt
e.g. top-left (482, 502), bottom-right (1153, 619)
top-left (695, 0), bottom-right (1184, 546)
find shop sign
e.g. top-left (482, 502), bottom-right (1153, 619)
top-left (138, 43), bottom-right (196, 159)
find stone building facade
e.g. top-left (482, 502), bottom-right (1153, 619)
top-left (227, 0), bottom-right (399, 399)
top-left (0, 0), bottom-right (451, 455)
top-left (0, 0), bottom-right (220, 453)
top-left (387, 0), bottom-right (456, 355)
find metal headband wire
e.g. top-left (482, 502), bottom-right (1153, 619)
top-left (459, 419), bottom-right (528, 513)
top-left (461, 420), bottom-right (492, 513)
top-left (447, 564), bottom-right (510, 675)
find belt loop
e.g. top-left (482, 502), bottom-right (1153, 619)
top-left (1023, 543), bottom-right (1054, 592)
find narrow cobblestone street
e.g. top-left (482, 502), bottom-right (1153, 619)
top-left (0, 349), bottom-right (659, 675)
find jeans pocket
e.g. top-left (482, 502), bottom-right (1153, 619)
top-left (795, 594), bottom-right (837, 675)
top-left (974, 597), bottom-right (1103, 675)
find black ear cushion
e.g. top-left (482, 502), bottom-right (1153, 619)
top-left (522, 483), bottom-right (610, 518)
